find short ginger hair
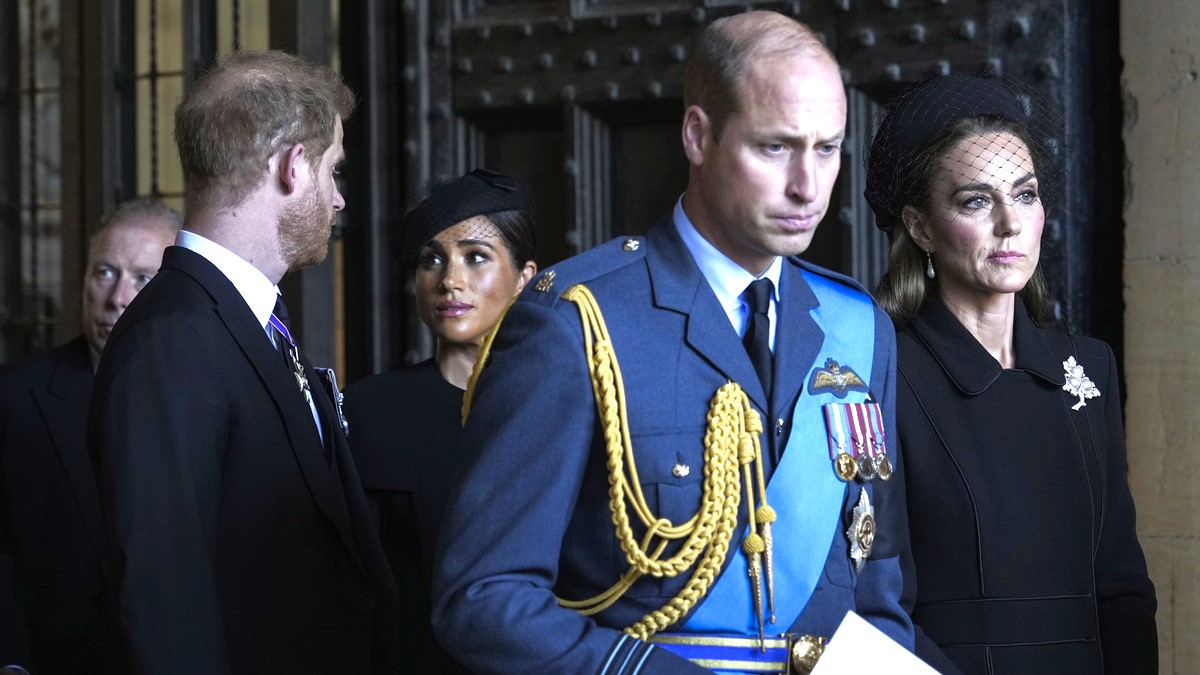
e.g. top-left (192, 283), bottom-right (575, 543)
top-left (174, 50), bottom-right (355, 209)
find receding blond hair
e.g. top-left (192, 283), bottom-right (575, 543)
top-left (683, 11), bottom-right (835, 140)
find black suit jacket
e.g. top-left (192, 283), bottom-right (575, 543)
top-left (89, 246), bottom-right (398, 674)
top-left (0, 337), bottom-right (119, 673)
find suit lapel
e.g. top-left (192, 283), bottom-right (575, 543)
top-left (166, 248), bottom-right (361, 570)
top-left (298, 351), bottom-right (367, 574)
top-left (33, 338), bottom-right (106, 560)
top-left (216, 301), bottom-right (362, 570)
top-left (772, 262), bottom-right (824, 413)
top-left (305, 361), bottom-right (390, 582)
top-left (645, 222), bottom-right (768, 410)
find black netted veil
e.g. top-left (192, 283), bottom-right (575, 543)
top-left (864, 75), bottom-right (1067, 234)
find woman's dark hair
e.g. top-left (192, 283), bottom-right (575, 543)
top-left (478, 209), bottom-right (536, 269)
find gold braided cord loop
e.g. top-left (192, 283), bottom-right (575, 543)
top-left (459, 282), bottom-right (774, 642)
top-left (558, 284), bottom-right (766, 641)
top-left (462, 297), bottom-right (517, 426)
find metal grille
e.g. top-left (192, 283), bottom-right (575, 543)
top-left (136, 0), bottom-right (269, 213)
top-left (218, 0), bottom-right (269, 59)
top-left (5, 0), bottom-right (63, 358)
top-left (136, 0), bottom-right (185, 211)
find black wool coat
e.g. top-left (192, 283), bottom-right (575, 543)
top-left (897, 298), bottom-right (1157, 674)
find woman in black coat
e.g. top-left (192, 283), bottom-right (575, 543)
top-left (865, 75), bottom-right (1157, 673)
top-left (342, 169), bottom-right (537, 673)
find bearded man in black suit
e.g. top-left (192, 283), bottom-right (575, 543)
top-left (88, 50), bottom-right (397, 674)
top-left (0, 198), bottom-right (179, 674)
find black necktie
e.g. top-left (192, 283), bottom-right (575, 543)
top-left (271, 295), bottom-right (293, 364)
top-left (273, 295), bottom-right (292, 332)
top-left (271, 294), bottom-right (296, 369)
top-left (271, 295), bottom-right (312, 405)
top-left (742, 278), bottom-right (774, 396)
top-left (272, 296), bottom-right (334, 468)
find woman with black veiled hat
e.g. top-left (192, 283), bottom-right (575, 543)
top-left (865, 76), bottom-right (1157, 674)
top-left (341, 169), bottom-right (537, 673)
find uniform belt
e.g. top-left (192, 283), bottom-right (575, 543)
top-left (648, 632), bottom-right (826, 674)
top-left (914, 594), bottom-right (1096, 646)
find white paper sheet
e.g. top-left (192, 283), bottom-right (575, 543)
top-left (811, 611), bottom-right (941, 674)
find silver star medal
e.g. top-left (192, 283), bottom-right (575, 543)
top-left (1062, 356), bottom-right (1100, 410)
top-left (847, 487), bottom-right (875, 572)
top-left (286, 344), bottom-right (313, 405)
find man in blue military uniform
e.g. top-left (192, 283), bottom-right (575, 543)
top-left (432, 10), bottom-right (913, 674)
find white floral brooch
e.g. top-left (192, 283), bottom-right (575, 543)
top-left (1062, 356), bottom-right (1101, 410)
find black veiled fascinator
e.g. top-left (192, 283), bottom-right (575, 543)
top-left (863, 75), bottom-right (1067, 234)
top-left (401, 168), bottom-right (532, 266)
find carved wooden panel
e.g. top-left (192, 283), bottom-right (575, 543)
top-left (374, 0), bottom-right (1117, 368)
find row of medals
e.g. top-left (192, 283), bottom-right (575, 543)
top-left (834, 443), bottom-right (891, 482)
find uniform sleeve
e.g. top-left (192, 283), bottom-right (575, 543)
top-left (1093, 343), bottom-right (1158, 674)
top-left (89, 319), bottom-right (230, 674)
top-left (431, 300), bottom-right (708, 675)
top-left (854, 306), bottom-right (916, 651)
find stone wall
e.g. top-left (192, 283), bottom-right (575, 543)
top-left (1121, 3), bottom-right (1200, 672)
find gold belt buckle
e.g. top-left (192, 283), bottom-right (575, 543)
top-left (787, 634), bottom-right (827, 675)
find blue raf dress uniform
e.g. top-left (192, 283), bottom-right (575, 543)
top-left (432, 214), bottom-right (913, 674)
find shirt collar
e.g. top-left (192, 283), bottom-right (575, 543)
top-left (176, 230), bottom-right (280, 330)
top-left (672, 196), bottom-right (782, 313)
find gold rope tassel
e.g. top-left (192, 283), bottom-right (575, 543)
top-left (465, 284), bottom-right (773, 642)
top-left (753, 449), bottom-right (778, 623)
top-left (742, 533), bottom-right (766, 648)
top-left (739, 425), bottom-right (767, 650)
top-left (759, 510), bottom-right (777, 624)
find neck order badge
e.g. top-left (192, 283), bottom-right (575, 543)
top-left (269, 298), bottom-right (313, 405)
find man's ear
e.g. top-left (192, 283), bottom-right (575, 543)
top-left (277, 143), bottom-right (307, 195)
top-left (902, 205), bottom-right (934, 250)
top-left (681, 105), bottom-right (712, 167)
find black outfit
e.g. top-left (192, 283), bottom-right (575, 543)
top-left (89, 246), bottom-right (399, 674)
top-left (897, 298), bottom-right (1157, 674)
top-left (0, 337), bottom-right (121, 673)
top-left (343, 359), bottom-right (470, 674)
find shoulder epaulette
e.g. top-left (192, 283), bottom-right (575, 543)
top-left (521, 236), bottom-right (647, 306)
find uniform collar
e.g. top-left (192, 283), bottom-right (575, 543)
top-left (672, 196), bottom-right (782, 333)
top-left (908, 296), bottom-right (1064, 395)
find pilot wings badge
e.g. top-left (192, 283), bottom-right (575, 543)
top-left (808, 358), bottom-right (869, 398)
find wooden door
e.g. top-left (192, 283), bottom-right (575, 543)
top-left (339, 0), bottom-right (1121, 374)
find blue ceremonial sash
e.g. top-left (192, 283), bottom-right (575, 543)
top-left (679, 270), bottom-right (876, 653)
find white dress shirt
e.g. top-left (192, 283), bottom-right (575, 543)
top-left (176, 230), bottom-right (324, 442)
top-left (672, 197), bottom-right (781, 351)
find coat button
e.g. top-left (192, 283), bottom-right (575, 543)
top-left (622, 238), bottom-right (640, 251)
top-left (358, 598), bottom-right (375, 615)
